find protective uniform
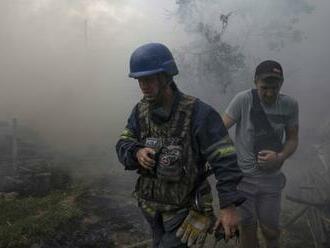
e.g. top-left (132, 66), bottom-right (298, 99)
top-left (116, 43), bottom-right (244, 247)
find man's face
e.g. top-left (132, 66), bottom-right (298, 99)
top-left (138, 74), bottom-right (163, 102)
top-left (255, 77), bottom-right (283, 105)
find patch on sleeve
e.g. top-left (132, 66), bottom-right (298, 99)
top-left (204, 135), bottom-right (236, 161)
top-left (119, 128), bottom-right (137, 141)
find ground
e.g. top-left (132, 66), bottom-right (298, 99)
top-left (0, 155), bottom-right (321, 248)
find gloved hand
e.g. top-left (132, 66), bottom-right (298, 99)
top-left (176, 210), bottom-right (214, 247)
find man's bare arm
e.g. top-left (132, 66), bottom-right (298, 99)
top-left (277, 125), bottom-right (299, 162)
top-left (222, 113), bottom-right (236, 129)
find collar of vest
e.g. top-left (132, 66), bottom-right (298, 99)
top-left (149, 89), bottom-right (182, 124)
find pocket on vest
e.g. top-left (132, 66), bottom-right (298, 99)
top-left (136, 176), bottom-right (193, 206)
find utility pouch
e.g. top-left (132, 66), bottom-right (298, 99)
top-left (157, 144), bottom-right (184, 182)
top-left (137, 137), bottom-right (185, 182)
top-left (137, 137), bottom-right (161, 177)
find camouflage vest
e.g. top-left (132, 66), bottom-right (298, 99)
top-left (135, 94), bottom-right (199, 209)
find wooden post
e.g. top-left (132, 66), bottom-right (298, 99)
top-left (11, 118), bottom-right (18, 171)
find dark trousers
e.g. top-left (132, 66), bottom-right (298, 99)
top-left (141, 208), bottom-right (189, 248)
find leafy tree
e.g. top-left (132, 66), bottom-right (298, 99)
top-left (174, 0), bottom-right (314, 94)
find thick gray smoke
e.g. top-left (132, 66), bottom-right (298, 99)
top-left (0, 0), bottom-right (329, 159)
top-left (0, 0), bottom-right (184, 155)
top-left (174, 0), bottom-right (330, 136)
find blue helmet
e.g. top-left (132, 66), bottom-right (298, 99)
top-left (129, 43), bottom-right (179, 78)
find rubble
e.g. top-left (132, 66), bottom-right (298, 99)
top-left (285, 128), bottom-right (330, 248)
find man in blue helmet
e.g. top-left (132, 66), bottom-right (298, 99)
top-left (116, 43), bottom-right (245, 247)
top-left (223, 60), bottom-right (299, 248)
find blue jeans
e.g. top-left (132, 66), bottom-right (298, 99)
top-left (238, 173), bottom-right (286, 247)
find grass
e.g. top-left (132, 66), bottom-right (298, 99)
top-left (0, 189), bottom-right (83, 248)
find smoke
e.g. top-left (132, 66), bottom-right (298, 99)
top-left (0, 0), bottom-right (183, 154)
top-left (0, 0), bottom-right (329, 157)
top-left (174, 0), bottom-right (330, 131)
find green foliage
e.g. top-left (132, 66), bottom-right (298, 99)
top-left (0, 191), bottom-right (82, 248)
